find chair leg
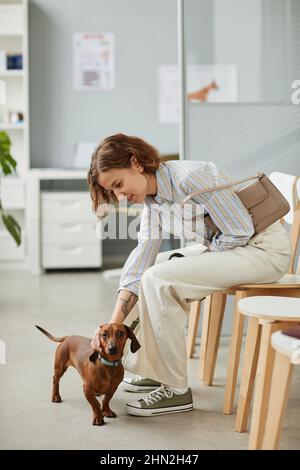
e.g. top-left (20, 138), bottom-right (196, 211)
top-left (223, 291), bottom-right (246, 414)
top-left (261, 352), bottom-right (294, 450)
top-left (186, 301), bottom-right (201, 358)
top-left (235, 317), bottom-right (261, 432)
top-left (199, 295), bottom-right (212, 380)
top-left (248, 321), bottom-right (289, 450)
top-left (202, 292), bottom-right (227, 386)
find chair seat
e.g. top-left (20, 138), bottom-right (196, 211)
top-left (227, 274), bottom-right (300, 292)
top-left (238, 296), bottom-right (300, 321)
top-left (271, 331), bottom-right (300, 364)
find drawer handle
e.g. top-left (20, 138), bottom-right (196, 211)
top-left (60, 246), bottom-right (82, 254)
top-left (59, 201), bottom-right (82, 210)
top-left (60, 223), bottom-right (83, 232)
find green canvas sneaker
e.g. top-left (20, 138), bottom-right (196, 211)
top-left (123, 375), bottom-right (161, 392)
top-left (126, 385), bottom-right (193, 416)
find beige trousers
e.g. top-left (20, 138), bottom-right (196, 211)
top-left (123, 221), bottom-right (292, 387)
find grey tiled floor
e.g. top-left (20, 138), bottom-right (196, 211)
top-left (0, 271), bottom-right (299, 450)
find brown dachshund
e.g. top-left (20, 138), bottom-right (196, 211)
top-left (36, 323), bottom-right (140, 426)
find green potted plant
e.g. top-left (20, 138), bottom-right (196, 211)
top-left (0, 131), bottom-right (21, 245)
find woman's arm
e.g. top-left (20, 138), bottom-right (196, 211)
top-left (116, 203), bottom-right (162, 295)
top-left (110, 289), bottom-right (138, 324)
top-left (179, 164), bottom-right (254, 251)
top-left (207, 190), bottom-right (254, 251)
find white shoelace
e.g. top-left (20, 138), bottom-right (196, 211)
top-left (142, 386), bottom-right (173, 406)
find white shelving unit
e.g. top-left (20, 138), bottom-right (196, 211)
top-left (0, 0), bottom-right (29, 269)
top-left (0, 70), bottom-right (24, 76)
top-left (0, 123), bottom-right (25, 129)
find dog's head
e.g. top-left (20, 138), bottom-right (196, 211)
top-left (89, 323), bottom-right (141, 363)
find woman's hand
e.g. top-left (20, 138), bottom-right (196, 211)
top-left (91, 290), bottom-right (138, 350)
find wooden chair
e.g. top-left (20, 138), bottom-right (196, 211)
top-left (262, 328), bottom-right (300, 450)
top-left (236, 297), bottom-right (300, 449)
top-left (186, 173), bottom-right (300, 404)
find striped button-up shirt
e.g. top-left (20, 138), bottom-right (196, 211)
top-left (118, 160), bottom-right (254, 296)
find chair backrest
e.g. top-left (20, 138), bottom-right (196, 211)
top-left (269, 172), bottom-right (299, 224)
top-left (269, 172), bottom-right (300, 274)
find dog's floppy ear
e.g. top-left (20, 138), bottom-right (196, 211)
top-left (124, 325), bottom-right (141, 353)
top-left (90, 324), bottom-right (105, 353)
top-left (89, 351), bottom-right (98, 363)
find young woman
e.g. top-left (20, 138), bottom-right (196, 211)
top-left (88, 133), bottom-right (291, 417)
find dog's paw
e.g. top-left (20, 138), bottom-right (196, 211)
top-left (103, 409), bottom-right (117, 418)
top-left (92, 416), bottom-right (105, 426)
top-left (52, 395), bottom-right (62, 403)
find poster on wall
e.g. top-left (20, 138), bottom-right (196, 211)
top-left (187, 65), bottom-right (238, 103)
top-left (158, 64), bottom-right (238, 123)
top-left (73, 33), bottom-right (115, 90)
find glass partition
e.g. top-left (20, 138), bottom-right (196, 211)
top-left (182, 0), bottom-right (299, 104)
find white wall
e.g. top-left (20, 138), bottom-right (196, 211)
top-left (29, 0), bottom-right (179, 168)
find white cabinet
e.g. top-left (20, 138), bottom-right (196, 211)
top-left (41, 192), bottom-right (101, 269)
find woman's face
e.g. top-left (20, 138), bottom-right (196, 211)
top-left (98, 161), bottom-right (150, 204)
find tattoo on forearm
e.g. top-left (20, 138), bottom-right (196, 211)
top-left (120, 293), bottom-right (138, 320)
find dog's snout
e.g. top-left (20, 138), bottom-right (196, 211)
top-left (108, 343), bottom-right (118, 354)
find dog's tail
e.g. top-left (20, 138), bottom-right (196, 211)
top-left (35, 325), bottom-right (66, 343)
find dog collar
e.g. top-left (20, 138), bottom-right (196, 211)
top-left (98, 354), bottom-right (121, 367)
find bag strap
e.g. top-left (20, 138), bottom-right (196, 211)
top-left (182, 172), bottom-right (264, 206)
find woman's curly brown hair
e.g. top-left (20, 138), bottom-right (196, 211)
top-left (87, 133), bottom-right (161, 214)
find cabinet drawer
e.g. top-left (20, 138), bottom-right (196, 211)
top-left (42, 244), bottom-right (101, 269)
top-left (42, 222), bottom-right (98, 245)
top-left (41, 192), bottom-right (95, 223)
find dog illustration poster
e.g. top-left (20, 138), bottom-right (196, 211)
top-left (187, 65), bottom-right (238, 103)
top-left (73, 33), bottom-right (115, 90)
top-left (158, 64), bottom-right (238, 123)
